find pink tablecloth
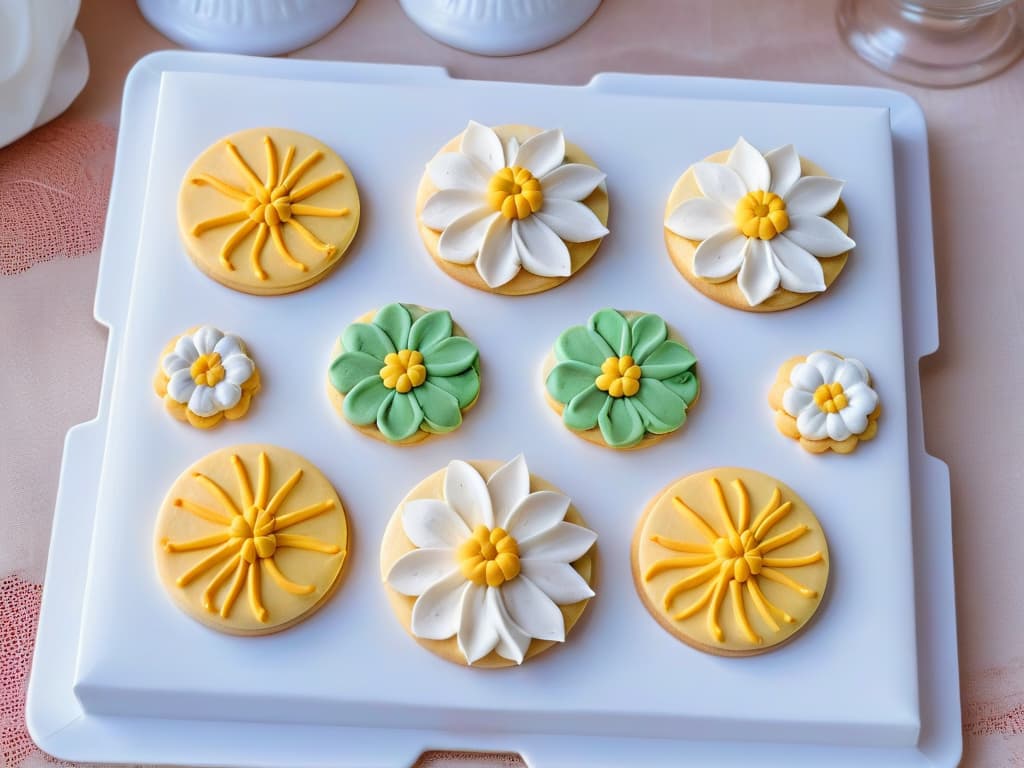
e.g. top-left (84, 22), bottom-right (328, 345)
top-left (2, 1), bottom-right (1021, 765)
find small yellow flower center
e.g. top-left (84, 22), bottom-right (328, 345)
top-left (245, 191), bottom-right (294, 226)
top-left (190, 352), bottom-right (225, 387)
top-left (379, 349), bottom-right (427, 393)
top-left (457, 525), bottom-right (521, 587)
top-left (814, 382), bottom-right (848, 414)
top-left (712, 529), bottom-right (763, 584)
top-left (595, 355), bottom-right (641, 398)
top-left (487, 166), bottom-right (544, 220)
top-left (230, 505), bottom-right (278, 564)
top-left (734, 189), bottom-right (789, 240)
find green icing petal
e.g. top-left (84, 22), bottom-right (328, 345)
top-left (413, 381), bottom-right (463, 433)
top-left (374, 303), bottom-right (413, 351)
top-left (589, 308), bottom-right (632, 357)
top-left (423, 336), bottom-right (479, 377)
top-left (329, 350), bottom-right (383, 394)
top-left (546, 360), bottom-right (601, 405)
top-left (563, 385), bottom-right (607, 431)
top-left (377, 391), bottom-right (424, 442)
top-left (428, 368), bottom-right (480, 409)
top-left (640, 339), bottom-right (697, 380)
top-left (342, 377), bottom-right (392, 426)
top-left (662, 370), bottom-right (700, 405)
top-left (554, 324), bottom-right (612, 366)
top-left (629, 314), bottom-right (668, 364)
top-left (598, 396), bottom-right (645, 448)
top-left (408, 310), bottom-right (454, 353)
top-left (341, 322), bottom-right (394, 361)
top-left (632, 378), bottom-right (686, 434)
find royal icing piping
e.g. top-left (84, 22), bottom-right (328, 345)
top-left (546, 308), bottom-right (699, 448)
top-left (782, 351), bottom-right (879, 442)
top-left (329, 303), bottom-right (480, 442)
top-left (386, 456), bottom-right (597, 665)
top-left (664, 137), bottom-right (855, 307)
top-left (161, 326), bottom-right (257, 420)
top-left (421, 121), bottom-right (609, 288)
top-left (190, 135), bottom-right (350, 280)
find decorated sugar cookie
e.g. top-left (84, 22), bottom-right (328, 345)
top-left (380, 456), bottom-right (597, 667)
top-left (633, 467), bottom-right (829, 656)
top-left (179, 127), bottom-right (360, 295)
top-left (416, 121), bottom-right (609, 295)
top-left (154, 445), bottom-right (349, 635)
top-left (328, 303), bottom-right (481, 445)
top-left (664, 137), bottom-right (854, 311)
top-left (769, 351), bottom-right (880, 454)
top-left (154, 325), bottom-right (261, 429)
top-left (544, 308), bottom-right (699, 450)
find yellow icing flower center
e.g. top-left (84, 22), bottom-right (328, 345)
top-left (713, 530), bottom-right (763, 584)
top-left (457, 525), bottom-right (521, 587)
top-left (244, 187), bottom-right (297, 227)
top-left (595, 355), bottom-right (641, 398)
top-left (231, 505), bottom-right (278, 563)
top-left (487, 166), bottom-right (544, 220)
top-left (380, 349), bottom-right (427, 393)
top-left (190, 352), bottom-right (225, 387)
top-left (734, 190), bottom-right (789, 240)
top-left (814, 382), bottom-right (848, 414)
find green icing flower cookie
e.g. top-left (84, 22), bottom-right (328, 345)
top-left (545, 308), bottom-right (699, 449)
top-left (329, 303), bottom-right (481, 444)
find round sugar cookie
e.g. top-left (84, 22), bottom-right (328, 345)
top-left (416, 121), bottom-right (609, 296)
top-left (178, 127), bottom-right (360, 296)
top-left (633, 467), bottom-right (829, 656)
top-left (380, 456), bottom-right (597, 667)
top-left (155, 444), bottom-right (349, 635)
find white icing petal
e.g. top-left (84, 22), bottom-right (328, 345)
top-left (539, 163), bottom-right (605, 202)
top-left (486, 455), bottom-right (530, 529)
top-left (781, 386), bottom-right (814, 417)
top-left (222, 354), bottom-right (255, 386)
top-left (796, 407), bottom-right (828, 439)
top-left (844, 381), bottom-right (879, 413)
top-left (784, 215), bottom-right (855, 256)
top-left (726, 137), bottom-right (770, 192)
top-left (166, 368), bottom-right (196, 403)
top-left (410, 571), bottom-right (468, 640)
top-left (212, 381), bottom-right (242, 410)
top-left (477, 215), bottom-right (522, 287)
top-left (520, 560), bottom-right (594, 603)
top-left (784, 176), bottom-right (845, 218)
top-left (826, 412), bottom-right (852, 441)
top-left (790, 361), bottom-right (824, 391)
top-left (188, 385), bottom-right (218, 418)
top-left (535, 198), bottom-right (608, 242)
top-left (213, 334), bottom-right (244, 360)
top-left (769, 235), bottom-right (826, 293)
top-left (499, 576), bottom-right (565, 642)
top-left (505, 491), bottom-right (571, 543)
top-left (487, 586), bottom-right (531, 664)
top-left (664, 198), bottom-right (733, 240)
top-left (386, 548), bottom-right (459, 596)
top-left (460, 121), bottom-right (506, 174)
top-left (161, 352), bottom-right (191, 376)
top-left (765, 144), bottom-right (801, 198)
top-left (444, 460), bottom-right (494, 529)
top-left (737, 238), bottom-right (780, 306)
top-left (504, 136), bottom-right (520, 165)
top-left (692, 230), bottom-right (749, 280)
top-left (427, 151), bottom-right (489, 192)
top-left (835, 359), bottom-right (868, 389)
top-left (807, 351), bottom-right (841, 383)
top-left (513, 217), bottom-right (571, 278)
top-left (192, 326), bottom-right (223, 356)
top-left (839, 403), bottom-right (870, 436)
top-left (519, 522), bottom-right (597, 563)
top-left (173, 335), bottom-right (199, 364)
top-left (422, 191), bottom-right (489, 231)
top-left (437, 208), bottom-right (499, 265)
top-left (513, 128), bottom-right (565, 178)
top-left (402, 499), bottom-right (471, 549)
top-left (693, 161), bottom-right (746, 207)
top-left (457, 583), bottom-right (499, 664)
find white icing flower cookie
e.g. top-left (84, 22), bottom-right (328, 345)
top-left (416, 121), bottom-right (610, 296)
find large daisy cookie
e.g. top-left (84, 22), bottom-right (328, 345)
top-left (416, 121), bottom-right (609, 295)
top-left (380, 456), bottom-right (597, 667)
top-left (769, 351), bottom-right (881, 454)
top-left (664, 137), bottom-right (854, 311)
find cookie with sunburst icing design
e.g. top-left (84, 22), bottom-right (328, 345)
top-left (178, 127), bottom-right (360, 296)
top-left (155, 445), bottom-right (349, 635)
top-left (633, 467), bottom-right (829, 656)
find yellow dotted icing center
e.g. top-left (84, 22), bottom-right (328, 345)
top-left (734, 190), bottom-right (789, 240)
top-left (379, 349), bottom-right (426, 393)
top-left (814, 381), bottom-right (848, 414)
top-left (595, 355), bottom-right (641, 398)
top-left (190, 352), bottom-right (225, 387)
top-left (644, 477), bottom-right (822, 645)
top-left (457, 525), bottom-right (521, 587)
top-left (487, 166), bottom-right (544, 220)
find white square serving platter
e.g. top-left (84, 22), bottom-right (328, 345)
top-left (27, 52), bottom-right (960, 767)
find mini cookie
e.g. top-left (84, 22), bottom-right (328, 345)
top-left (633, 467), bottom-right (829, 656)
top-left (327, 303), bottom-right (481, 445)
top-left (179, 127), bottom-right (360, 296)
top-left (154, 445), bottom-right (349, 635)
top-left (381, 456), bottom-right (597, 667)
top-left (664, 137), bottom-right (854, 311)
top-left (544, 308), bottom-right (699, 450)
top-left (417, 120), bottom-right (609, 295)
top-left (153, 325), bottom-right (261, 429)
top-left (769, 351), bottom-right (881, 454)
